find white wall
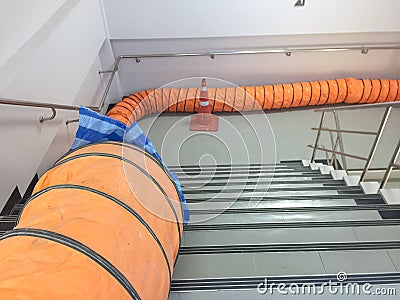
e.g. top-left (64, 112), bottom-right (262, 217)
top-left (110, 32), bottom-right (400, 94)
top-left (0, 0), bottom-right (66, 68)
top-left (102, 0), bottom-right (400, 39)
top-left (1, 0), bottom-right (106, 102)
top-left (0, 0), bottom-right (108, 208)
top-left (37, 39), bottom-right (123, 176)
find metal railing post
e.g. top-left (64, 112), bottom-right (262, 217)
top-left (333, 110), bottom-right (348, 172)
top-left (98, 55), bottom-right (122, 112)
top-left (380, 140), bottom-right (400, 189)
top-left (360, 106), bottom-right (392, 182)
top-left (331, 135), bottom-right (340, 169)
top-left (310, 111), bottom-right (326, 162)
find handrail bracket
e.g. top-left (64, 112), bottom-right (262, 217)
top-left (39, 107), bottom-right (56, 123)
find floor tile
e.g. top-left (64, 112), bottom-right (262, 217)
top-left (387, 250), bottom-right (400, 271)
top-left (173, 252), bottom-right (325, 279)
top-left (313, 199), bottom-right (356, 207)
top-left (353, 226), bottom-right (400, 242)
top-left (329, 211), bottom-right (382, 221)
top-left (269, 200), bottom-right (315, 208)
top-left (182, 227), bottom-right (359, 246)
top-left (253, 252), bottom-right (326, 276)
top-left (320, 250), bottom-right (397, 274)
top-left (282, 212), bottom-right (333, 222)
top-left (233, 213), bottom-right (286, 224)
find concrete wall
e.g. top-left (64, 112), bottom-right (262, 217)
top-left (0, 0), bottom-right (108, 209)
top-left (0, 0), bottom-right (66, 69)
top-left (110, 32), bottom-right (400, 95)
top-left (102, 0), bottom-right (400, 39)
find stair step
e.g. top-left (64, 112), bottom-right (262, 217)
top-left (20, 174), bottom-right (38, 204)
top-left (172, 164), bottom-right (307, 171)
top-left (0, 187), bottom-right (21, 216)
top-left (0, 221), bottom-right (15, 231)
top-left (174, 167), bottom-right (317, 175)
top-left (173, 249), bottom-right (397, 280)
top-left (380, 210), bottom-right (400, 219)
top-left (182, 226), bottom-right (400, 246)
top-left (179, 174), bottom-right (333, 182)
top-left (180, 178), bottom-right (347, 187)
top-left (186, 193), bottom-right (384, 203)
top-left (0, 216), bottom-right (17, 222)
top-left (170, 273), bottom-right (400, 292)
top-left (187, 199), bottom-right (358, 210)
top-left (183, 183), bottom-right (350, 195)
top-left (184, 219), bottom-right (400, 231)
top-left (189, 204), bottom-right (400, 215)
top-left (185, 189), bottom-right (365, 200)
top-left (168, 162), bottom-right (303, 169)
top-left (190, 210), bottom-right (383, 225)
top-left (180, 241), bottom-right (400, 255)
top-left (177, 170), bottom-right (327, 178)
top-left (187, 198), bottom-right (385, 207)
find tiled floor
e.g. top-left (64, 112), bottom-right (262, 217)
top-left (319, 250), bottom-right (397, 274)
top-left (189, 212), bottom-right (285, 225)
top-left (186, 190), bottom-right (340, 199)
top-left (187, 199), bottom-right (359, 211)
top-left (387, 250), bottom-right (400, 271)
top-left (182, 227), bottom-right (360, 246)
top-left (329, 211), bottom-right (383, 221)
top-left (353, 226), bottom-right (400, 241)
top-left (173, 252), bottom-right (326, 279)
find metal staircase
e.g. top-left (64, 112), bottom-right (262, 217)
top-left (169, 161), bottom-right (400, 299)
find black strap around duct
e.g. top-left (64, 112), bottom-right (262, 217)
top-left (17, 184), bottom-right (173, 281)
top-left (0, 228), bottom-right (141, 300)
top-left (50, 152), bottom-right (182, 242)
top-left (54, 141), bottom-right (185, 221)
top-left (56, 142), bottom-right (178, 195)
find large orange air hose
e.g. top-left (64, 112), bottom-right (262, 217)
top-left (0, 142), bottom-right (183, 300)
top-left (107, 78), bottom-right (400, 126)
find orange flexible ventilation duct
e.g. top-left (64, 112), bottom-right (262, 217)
top-left (0, 142), bottom-right (183, 299)
top-left (107, 78), bottom-right (400, 125)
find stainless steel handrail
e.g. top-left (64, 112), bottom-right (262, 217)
top-left (1, 43), bottom-right (400, 123)
top-left (311, 127), bottom-right (378, 136)
top-left (0, 97), bottom-right (82, 110)
top-left (308, 145), bottom-right (369, 161)
top-left (0, 55), bottom-right (119, 122)
top-left (310, 105), bottom-right (395, 183)
top-left (103, 44), bottom-right (400, 61)
top-left (381, 140), bottom-right (400, 189)
top-left (98, 44), bottom-right (400, 112)
top-left (0, 97), bottom-right (100, 123)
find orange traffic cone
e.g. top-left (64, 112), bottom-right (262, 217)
top-left (190, 78), bottom-right (219, 131)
